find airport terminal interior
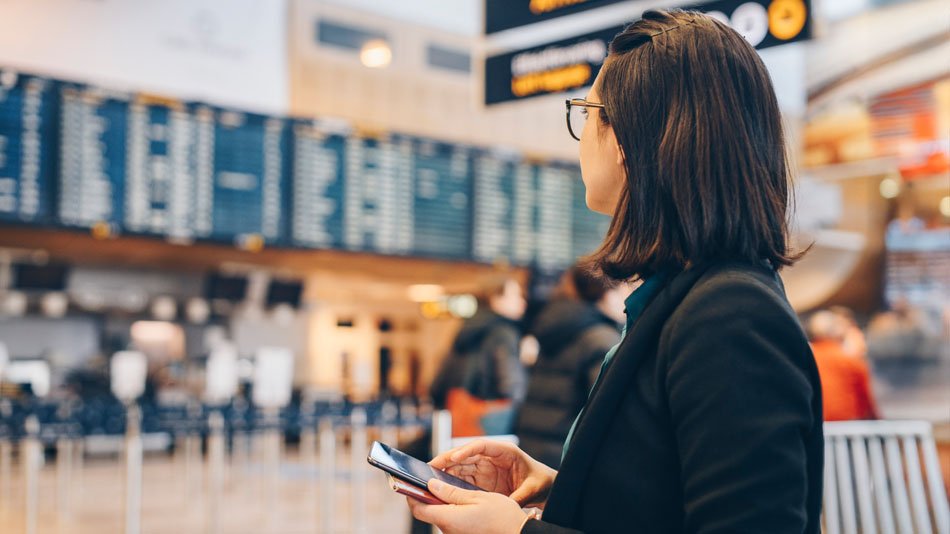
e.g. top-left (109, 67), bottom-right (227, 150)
top-left (0, 0), bottom-right (947, 532)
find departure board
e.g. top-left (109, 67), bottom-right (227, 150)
top-left (124, 101), bottom-right (205, 239)
top-left (343, 135), bottom-right (414, 255)
top-left (55, 84), bottom-right (289, 243)
top-left (473, 154), bottom-right (582, 269)
top-left (0, 73), bottom-right (55, 223)
top-left (290, 121), bottom-right (346, 249)
top-left (534, 164), bottom-right (575, 269)
top-left (291, 130), bottom-right (474, 258)
top-left (471, 151), bottom-right (519, 264)
top-left (58, 84), bottom-right (127, 229)
top-left (205, 108), bottom-right (288, 243)
top-left (2, 69), bottom-right (611, 270)
top-left (410, 138), bottom-right (472, 259)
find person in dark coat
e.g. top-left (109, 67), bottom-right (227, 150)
top-left (515, 265), bottom-right (624, 468)
top-left (430, 276), bottom-right (527, 409)
top-left (407, 9), bottom-right (823, 534)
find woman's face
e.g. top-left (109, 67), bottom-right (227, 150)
top-left (578, 74), bottom-right (626, 215)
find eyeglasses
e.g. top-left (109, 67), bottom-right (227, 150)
top-left (565, 98), bottom-right (606, 141)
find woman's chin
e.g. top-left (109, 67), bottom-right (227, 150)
top-left (585, 197), bottom-right (611, 216)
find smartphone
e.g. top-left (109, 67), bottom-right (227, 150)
top-left (387, 475), bottom-right (442, 505)
top-left (367, 441), bottom-right (484, 503)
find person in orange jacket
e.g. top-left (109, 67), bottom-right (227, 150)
top-left (807, 310), bottom-right (879, 421)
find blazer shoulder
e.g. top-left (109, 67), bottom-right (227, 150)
top-left (683, 262), bottom-right (791, 311)
top-left (663, 262), bottom-right (804, 346)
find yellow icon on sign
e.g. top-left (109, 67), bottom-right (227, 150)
top-left (768, 0), bottom-right (807, 40)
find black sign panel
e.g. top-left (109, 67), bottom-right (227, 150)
top-left (486, 0), bottom-right (627, 34)
top-left (485, 25), bottom-right (622, 106)
top-left (689, 0), bottom-right (812, 50)
top-left (485, 0), bottom-right (811, 105)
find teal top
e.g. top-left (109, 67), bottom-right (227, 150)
top-left (561, 272), bottom-right (670, 462)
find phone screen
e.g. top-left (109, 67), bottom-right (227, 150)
top-left (367, 441), bottom-right (484, 492)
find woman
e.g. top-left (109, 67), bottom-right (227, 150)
top-left (406, 9), bottom-right (823, 534)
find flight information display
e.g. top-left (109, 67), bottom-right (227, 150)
top-left (408, 137), bottom-right (472, 259)
top-left (0, 72), bottom-right (56, 223)
top-left (342, 134), bottom-right (414, 255)
top-left (56, 84), bottom-right (289, 243)
top-left (471, 151), bottom-right (523, 264)
top-left (291, 121), bottom-right (346, 249)
top-left (290, 129), bottom-right (473, 259)
top-left (3, 69), bottom-right (610, 270)
top-left (58, 84), bottom-right (128, 229)
top-left (124, 100), bottom-right (206, 239)
top-left (205, 108), bottom-right (288, 244)
top-left (472, 154), bottom-right (592, 269)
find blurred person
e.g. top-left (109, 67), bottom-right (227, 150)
top-left (867, 297), bottom-right (935, 362)
top-left (514, 264), bottom-right (625, 468)
top-left (407, 276), bottom-right (526, 534)
top-left (407, 10), bottom-right (823, 534)
top-left (829, 305), bottom-right (868, 359)
top-left (429, 276), bottom-right (527, 415)
top-left (808, 310), bottom-right (879, 421)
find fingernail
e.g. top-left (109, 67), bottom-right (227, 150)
top-left (429, 479), bottom-right (444, 490)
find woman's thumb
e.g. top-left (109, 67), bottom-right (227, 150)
top-left (509, 484), bottom-right (534, 506)
top-left (428, 479), bottom-right (479, 505)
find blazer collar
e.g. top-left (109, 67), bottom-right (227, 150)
top-left (541, 263), bottom-right (714, 526)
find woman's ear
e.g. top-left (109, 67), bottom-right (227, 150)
top-left (610, 129), bottom-right (626, 168)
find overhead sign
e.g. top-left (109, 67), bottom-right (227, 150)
top-left (484, 0), bottom-right (811, 105)
top-left (484, 25), bottom-right (621, 105)
top-left (485, 0), bottom-right (627, 34)
top-left (691, 0), bottom-right (812, 50)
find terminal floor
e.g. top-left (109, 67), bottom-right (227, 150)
top-left (0, 447), bottom-right (411, 533)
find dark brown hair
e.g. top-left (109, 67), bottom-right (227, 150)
top-left (570, 264), bottom-right (611, 303)
top-left (586, 9), bottom-right (802, 280)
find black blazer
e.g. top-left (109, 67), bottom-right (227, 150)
top-left (522, 262), bottom-right (824, 534)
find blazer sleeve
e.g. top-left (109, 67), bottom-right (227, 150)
top-left (521, 519), bottom-right (584, 534)
top-left (661, 276), bottom-right (817, 533)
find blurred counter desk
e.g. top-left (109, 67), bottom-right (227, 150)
top-left (0, 393), bottom-right (427, 456)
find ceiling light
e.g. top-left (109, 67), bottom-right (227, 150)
top-left (407, 284), bottom-right (444, 302)
top-left (360, 39), bottom-right (392, 68)
top-left (150, 296), bottom-right (178, 322)
top-left (1, 291), bottom-right (27, 317)
top-left (40, 292), bottom-right (69, 318)
top-left (879, 176), bottom-right (901, 199)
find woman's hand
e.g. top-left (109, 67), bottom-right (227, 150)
top-left (407, 479), bottom-right (529, 534)
top-left (429, 439), bottom-right (557, 508)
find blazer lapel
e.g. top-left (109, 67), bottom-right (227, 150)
top-left (541, 264), bottom-right (712, 526)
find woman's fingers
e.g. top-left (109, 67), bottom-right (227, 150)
top-left (508, 481), bottom-right (538, 506)
top-left (406, 497), bottom-right (438, 525)
top-left (443, 464), bottom-right (474, 478)
top-left (428, 449), bottom-right (459, 470)
top-left (448, 439), bottom-right (514, 462)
